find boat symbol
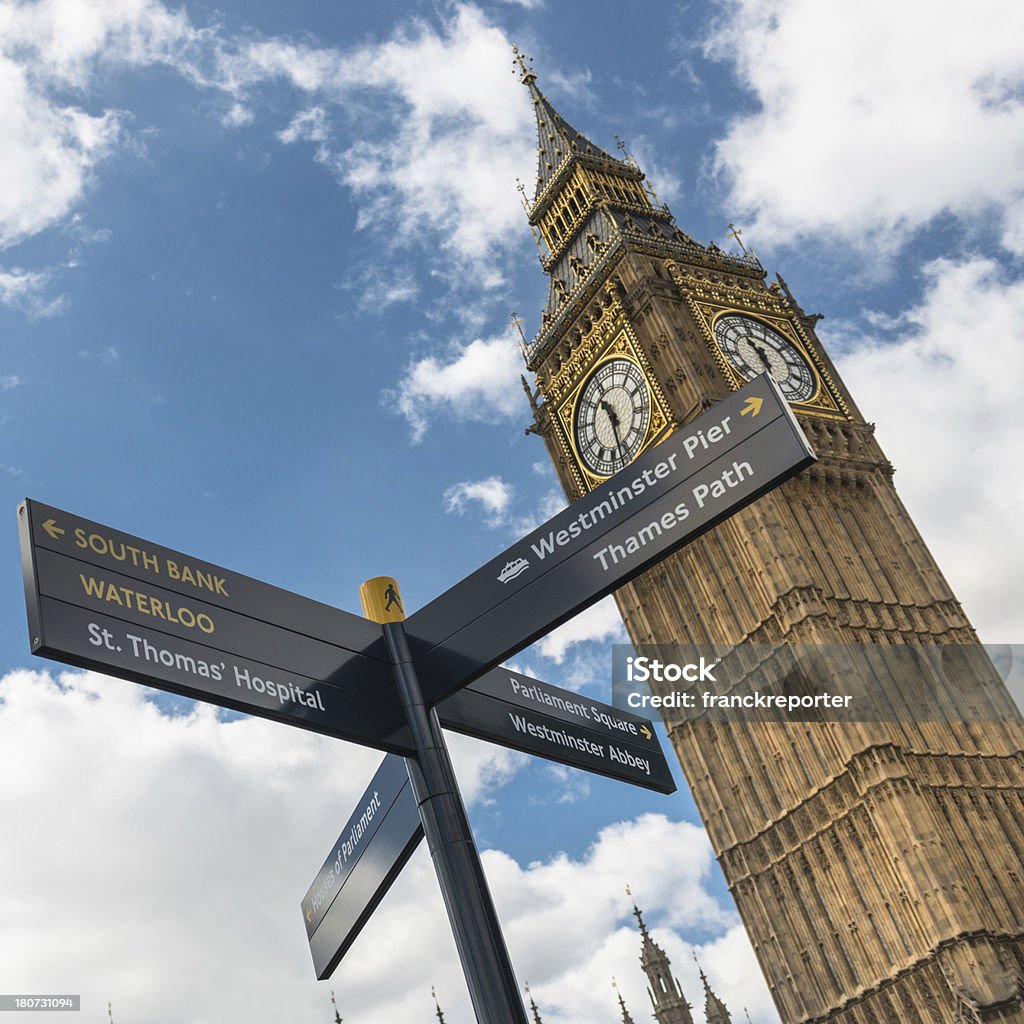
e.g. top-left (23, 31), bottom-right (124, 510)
top-left (497, 557), bottom-right (530, 584)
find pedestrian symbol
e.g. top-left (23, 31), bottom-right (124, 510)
top-left (359, 576), bottom-right (406, 624)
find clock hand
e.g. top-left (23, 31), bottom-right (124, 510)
top-left (599, 398), bottom-right (620, 427)
top-left (750, 342), bottom-right (773, 373)
top-left (599, 398), bottom-right (625, 452)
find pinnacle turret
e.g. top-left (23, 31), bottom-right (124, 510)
top-left (695, 956), bottom-right (733, 1024)
top-left (628, 889), bottom-right (696, 1024)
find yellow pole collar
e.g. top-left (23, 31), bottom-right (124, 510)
top-left (360, 576), bottom-right (405, 623)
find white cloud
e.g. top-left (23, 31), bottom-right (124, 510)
top-left (325, 6), bottom-right (535, 273)
top-left (390, 331), bottom-right (525, 441)
top-left (0, 56), bottom-right (122, 251)
top-left (0, 668), bottom-right (378, 1024)
top-left (0, 0), bottom-right (213, 312)
top-left (510, 488), bottom-right (567, 536)
top-left (220, 100), bottom-right (252, 127)
top-left (708, 0), bottom-right (1024, 253)
top-left (0, 0), bottom-right (210, 252)
top-left (0, 374), bottom-right (19, 389)
top-left (485, 813), bottom-right (771, 1023)
top-left (0, 265), bottom-right (66, 316)
top-left (0, 668), bottom-right (773, 1023)
top-left (536, 596), bottom-right (628, 665)
top-left (0, 0), bottom-right (203, 89)
top-left (215, 6), bottom-right (535, 274)
top-left (215, 37), bottom-right (340, 96)
top-left (620, 135), bottom-right (684, 208)
top-left (834, 256), bottom-right (1024, 639)
top-left (0, 3), bottom-right (537, 316)
top-left (532, 762), bottom-right (593, 805)
top-left (336, 264), bottom-right (421, 313)
top-left (445, 729), bottom-right (530, 807)
top-left (277, 106), bottom-right (330, 148)
top-left (444, 475), bottom-right (515, 527)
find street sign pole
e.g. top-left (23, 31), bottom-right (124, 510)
top-left (384, 622), bottom-right (528, 1024)
top-left (360, 577), bottom-right (528, 1024)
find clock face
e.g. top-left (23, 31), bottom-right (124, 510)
top-left (714, 314), bottom-right (817, 402)
top-left (574, 358), bottom-right (652, 477)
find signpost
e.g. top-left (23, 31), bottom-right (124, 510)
top-left (17, 374), bottom-right (815, 1024)
top-left (404, 374), bottom-right (815, 704)
top-left (18, 501), bottom-right (413, 755)
top-left (300, 666), bottom-right (675, 985)
top-left (302, 754), bottom-right (423, 980)
top-left (439, 667), bottom-right (675, 794)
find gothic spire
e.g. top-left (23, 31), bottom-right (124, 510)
top-left (512, 45), bottom-right (638, 210)
top-left (431, 986), bottom-right (446, 1024)
top-left (695, 956), bottom-right (733, 1024)
top-left (612, 977), bottom-right (636, 1024)
top-left (330, 989), bottom-right (342, 1024)
top-left (524, 980), bottom-right (544, 1024)
top-left (627, 884), bottom-right (651, 942)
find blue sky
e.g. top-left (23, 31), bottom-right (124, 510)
top-left (1, 1), bottom-right (1023, 1022)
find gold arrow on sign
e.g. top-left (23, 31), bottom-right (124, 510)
top-left (640, 725), bottom-right (652, 740)
top-left (305, 906), bottom-right (312, 922)
top-left (741, 395), bottom-right (763, 418)
top-left (42, 518), bottom-right (65, 540)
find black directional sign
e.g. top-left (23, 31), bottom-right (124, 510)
top-left (301, 754), bottom-right (423, 980)
top-left (439, 667), bottom-right (676, 794)
top-left (406, 374), bottom-right (815, 704)
top-left (18, 501), bottom-right (413, 755)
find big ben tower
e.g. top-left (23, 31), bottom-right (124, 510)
top-left (513, 49), bottom-right (1024, 1024)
